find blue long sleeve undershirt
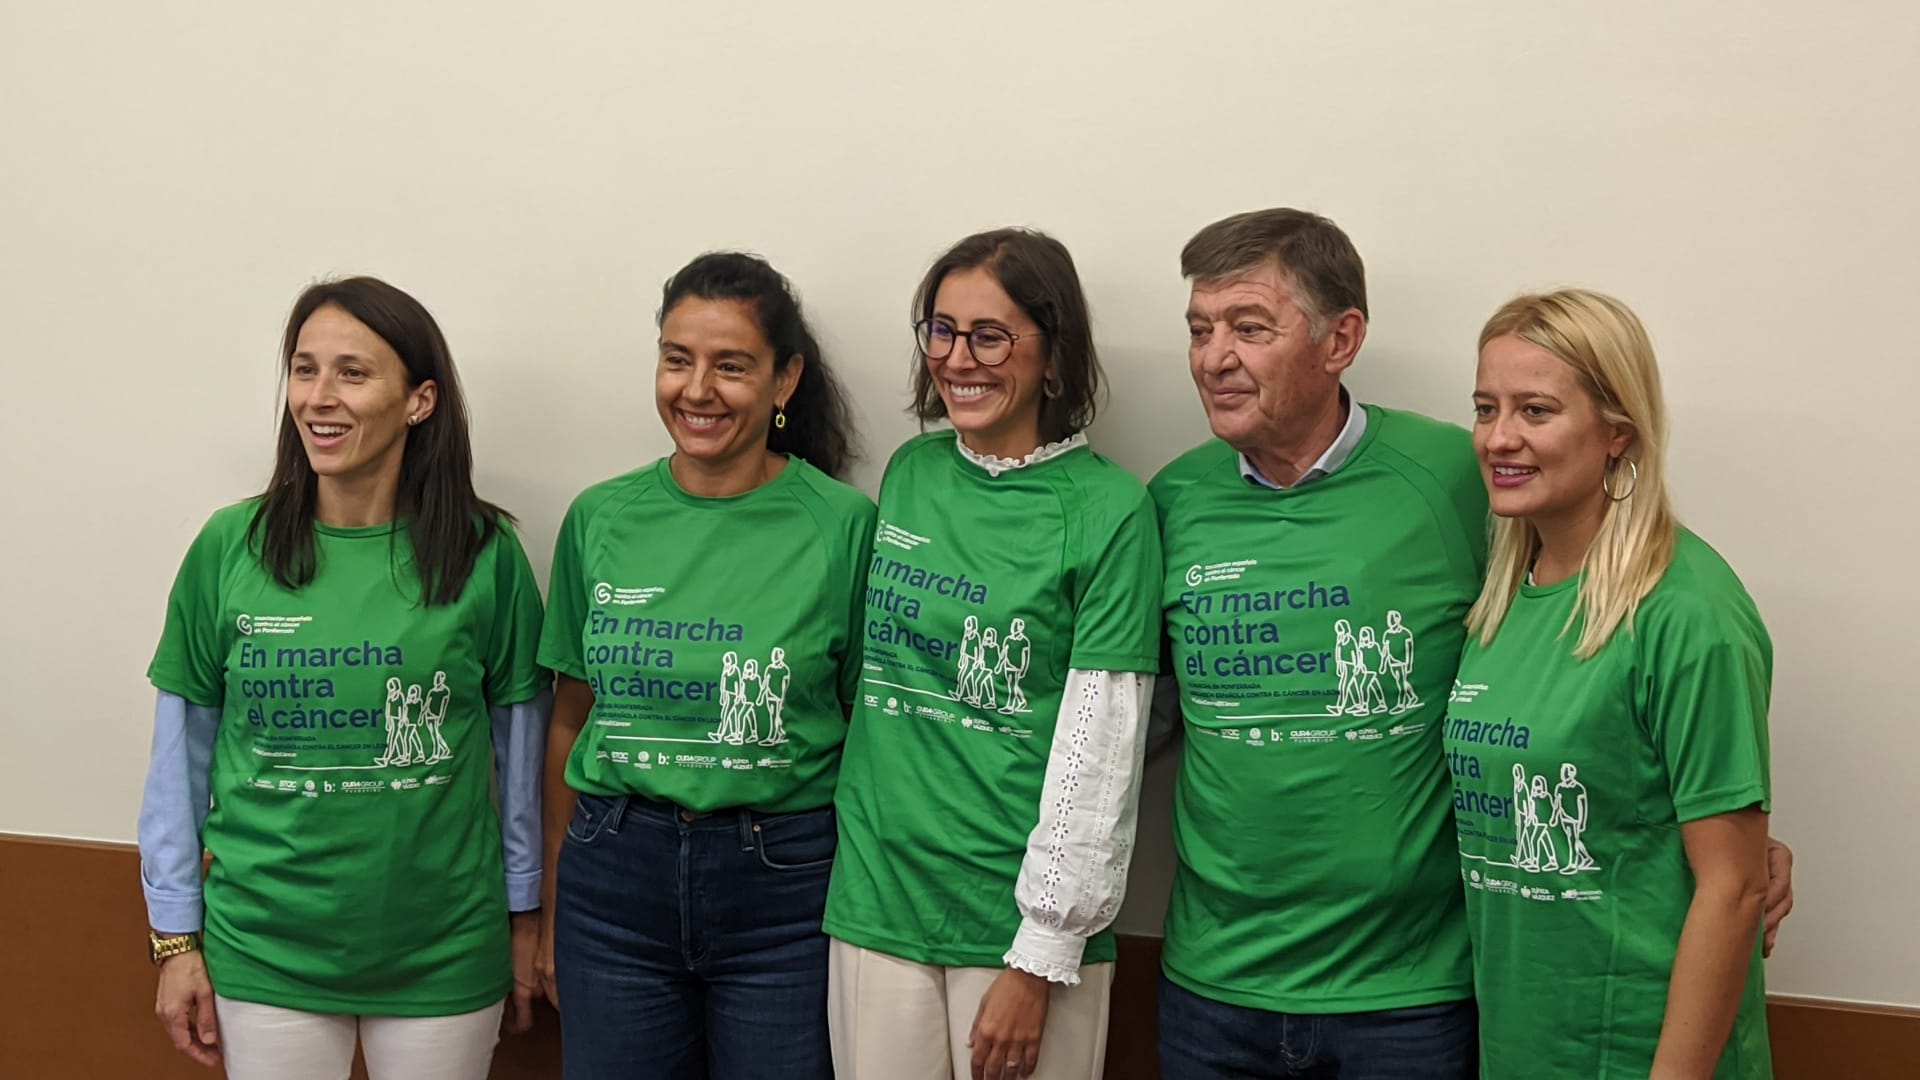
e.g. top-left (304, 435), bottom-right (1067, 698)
top-left (137, 689), bottom-right (551, 933)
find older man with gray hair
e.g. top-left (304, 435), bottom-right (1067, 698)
top-left (1145, 208), bottom-right (1794, 1077)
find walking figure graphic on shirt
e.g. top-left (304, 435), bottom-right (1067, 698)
top-left (1381, 610), bottom-right (1421, 714)
top-left (1327, 620), bottom-right (1359, 715)
top-left (1350, 627), bottom-right (1389, 716)
top-left (377, 677), bottom-right (408, 765)
top-left (1550, 763), bottom-right (1598, 873)
top-left (996, 619), bottom-right (1032, 715)
top-left (732, 659), bottom-right (763, 745)
top-left (758, 647), bottom-right (791, 745)
top-left (973, 628), bottom-right (1001, 710)
top-left (420, 671), bottom-right (453, 764)
top-left (710, 652), bottom-right (742, 743)
top-left (401, 684), bottom-right (429, 764)
top-left (951, 616), bottom-right (982, 703)
top-left (1521, 775), bottom-right (1560, 871)
top-left (1511, 764), bottom-right (1537, 867)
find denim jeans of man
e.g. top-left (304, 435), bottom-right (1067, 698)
top-left (1158, 974), bottom-right (1478, 1079)
top-left (553, 793), bottom-right (836, 1080)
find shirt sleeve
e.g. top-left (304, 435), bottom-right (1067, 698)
top-left (148, 515), bottom-right (232, 707)
top-left (1004, 668), bottom-right (1153, 984)
top-left (485, 526), bottom-right (552, 707)
top-left (1064, 489), bottom-right (1164, 674)
top-left (490, 691), bottom-right (550, 911)
top-left (538, 497), bottom-right (592, 682)
top-left (1648, 625), bottom-right (1773, 824)
top-left (839, 500), bottom-right (879, 718)
top-left (137, 691), bottom-right (220, 933)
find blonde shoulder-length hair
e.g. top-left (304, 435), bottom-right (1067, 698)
top-left (1465, 288), bottom-right (1679, 659)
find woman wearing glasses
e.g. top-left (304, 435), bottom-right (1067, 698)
top-left (825, 228), bottom-right (1164, 1080)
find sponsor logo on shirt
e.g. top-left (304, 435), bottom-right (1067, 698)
top-left (875, 519), bottom-right (932, 552)
top-left (594, 582), bottom-right (666, 606)
top-left (1185, 559), bottom-right (1260, 586)
top-left (1448, 679), bottom-right (1489, 704)
top-left (236, 613), bottom-right (313, 636)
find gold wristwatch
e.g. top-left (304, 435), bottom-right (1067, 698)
top-left (149, 930), bottom-right (201, 965)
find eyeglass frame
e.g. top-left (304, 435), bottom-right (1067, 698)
top-left (913, 317), bottom-right (1042, 367)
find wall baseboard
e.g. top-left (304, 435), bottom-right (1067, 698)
top-left (5, 833), bottom-right (1912, 1078)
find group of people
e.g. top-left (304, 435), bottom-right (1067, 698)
top-left (138, 206), bottom-right (1794, 1080)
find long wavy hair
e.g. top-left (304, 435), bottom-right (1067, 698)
top-left (1466, 288), bottom-right (1678, 658)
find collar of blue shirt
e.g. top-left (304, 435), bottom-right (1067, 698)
top-left (1237, 390), bottom-right (1369, 490)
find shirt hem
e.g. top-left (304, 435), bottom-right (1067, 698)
top-left (488, 677), bottom-right (551, 707)
top-left (209, 979), bottom-right (510, 1018)
top-left (826, 921), bottom-right (1115, 970)
top-left (1065, 651), bottom-right (1160, 674)
top-left (1673, 784), bottom-right (1771, 823)
top-left (148, 673), bottom-right (221, 710)
top-left (536, 652), bottom-right (588, 683)
top-left (1160, 960), bottom-right (1474, 1014)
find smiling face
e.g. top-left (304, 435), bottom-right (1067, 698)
top-left (1186, 263), bottom-right (1349, 455)
top-left (1472, 334), bottom-right (1633, 534)
top-left (286, 304), bottom-right (433, 488)
top-left (924, 267), bottom-right (1048, 460)
top-left (656, 298), bottom-right (800, 472)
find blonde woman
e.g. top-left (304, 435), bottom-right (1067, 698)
top-left (1445, 289), bottom-right (1773, 1077)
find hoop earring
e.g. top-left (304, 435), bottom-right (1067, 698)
top-left (773, 407), bottom-right (788, 430)
top-left (1602, 457), bottom-right (1638, 501)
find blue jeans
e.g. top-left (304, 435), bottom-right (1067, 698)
top-left (553, 793), bottom-right (836, 1080)
top-left (1158, 975), bottom-right (1478, 1079)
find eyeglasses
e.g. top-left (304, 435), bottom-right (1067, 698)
top-left (914, 318), bottom-right (1038, 367)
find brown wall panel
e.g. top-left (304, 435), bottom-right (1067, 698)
top-left (3, 835), bottom-right (1910, 1078)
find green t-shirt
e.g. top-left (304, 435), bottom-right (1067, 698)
top-left (1447, 529), bottom-right (1773, 1078)
top-left (1152, 406), bottom-right (1488, 1012)
top-left (147, 501), bottom-right (548, 1016)
top-left (825, 433), bottom-right (1164, 967)
top-left (538, 456), bottom-right (875, 813)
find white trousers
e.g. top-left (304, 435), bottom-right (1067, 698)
top-left (827, 939), bottom-right (1113, 1079)
top-left (214, 995), bottom-right (503, 1080)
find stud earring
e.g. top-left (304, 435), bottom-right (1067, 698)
top-left (408, 415), bottom-right (419, 426)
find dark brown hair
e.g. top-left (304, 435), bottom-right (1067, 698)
top-left (658, 252), bottom-right (857, 478)
top-left (1180, 208), bottom-right (1369, 336)
top-left (252, 276), bottom-right (506, 605)
top-left (909, 228), bottom-right (1101, 442)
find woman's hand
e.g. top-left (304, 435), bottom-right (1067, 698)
top-left (1762, 838), bottom-right (1794, 958)
top-left (505, 910), bottom-right (541, 1032)
top-left (154, 950), bottom-right (220, 1067)
top-left (537, 905), bottom-right (561, 1009)
top-left (968, 967), bottom-right (1050, 1079)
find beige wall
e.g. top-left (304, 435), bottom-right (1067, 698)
top-left (3, 1), bottom-right (1913, 1006)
